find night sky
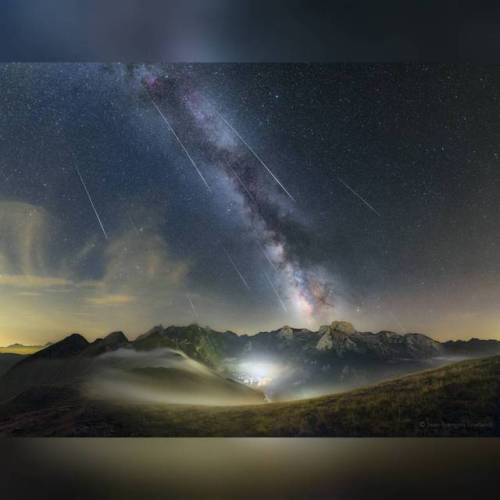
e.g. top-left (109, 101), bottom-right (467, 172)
top-left (1, 63), bottom-right (500, 344)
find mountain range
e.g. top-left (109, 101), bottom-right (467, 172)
top-left (1, 320), bottom-right (500, 436)
top-left (132, 320), bottom-right (500, 364)
top-left (116, 320), bottom-right (500, 398)
top-left (1, 320), bottom-right (500, 401)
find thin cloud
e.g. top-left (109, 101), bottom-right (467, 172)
top-left (0, 274), bottom-right (72, 288)
top-left (86, 294), bottom-right (136, 305)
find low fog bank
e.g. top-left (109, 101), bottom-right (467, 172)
top-left (85, 347), bottom-right (266, 406)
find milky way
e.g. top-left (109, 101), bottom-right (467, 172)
top-left (138, 66), bottom-right (339, 322)
top-left (2, 63), bottom-right (500, 343)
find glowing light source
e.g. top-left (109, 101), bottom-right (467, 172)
top-left (237, 360), bottom-right (280, 387)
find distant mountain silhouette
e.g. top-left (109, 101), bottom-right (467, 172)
top-left (442, 338), bottom-right (500, 357)
top-left (80, 331), bottom-right (129, 357)
top-left (5, 343), bottom-right (47, 349)
top-left (24, 333), bottom-right (89, 360)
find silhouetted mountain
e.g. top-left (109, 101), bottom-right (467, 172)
top-left (26, 333), bottom-right (89, 361)
top-left (0, 334), bottom-right (91, 400)
top-left (5, 342), bottom-right (49, 349)
top-left (442, 338), bottom-right (500, 357)
top-left (81, 331), bottom-right (129, 357)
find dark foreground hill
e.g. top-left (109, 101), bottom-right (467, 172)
top-left (0, 354), bottom-right (26, 377)
top-left (0, 355), bottom-right (498, 436)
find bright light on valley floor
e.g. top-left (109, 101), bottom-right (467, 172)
top-left (236, 360), bottom-right (282, 387)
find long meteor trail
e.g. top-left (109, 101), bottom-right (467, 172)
top-left (149, 94), bottom-right (211, 191)
top-left (75, 166), bottom-right (108, 239)
top-left (186, 293), bottom-right (199, 319)
top-left (264, 271), bottom-right (288, 312)
top-left (338, 177), bottom-right (381, 217)
top-left (128, 211), bottom-right (140, 235)
top-left (256, 239), bottom-right (279, 272)
top-left (222, 246), bottom-right (251, 290)
top-left (218, 113), bottom-right (296, 202)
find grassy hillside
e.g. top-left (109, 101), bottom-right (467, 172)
top-left (0, 355), bottom-right (499, 436)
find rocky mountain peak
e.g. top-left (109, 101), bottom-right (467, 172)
top-left (81, 331), bottom-right (130, 357)
top-left (103, 331), bottom-right (129, 345)
top-left (277, 325), bottom-right (295, 339)
top-left (135, 325), bottom-right (164, 342)
top-left (316, 322), bottom-right (358, 354)
top-left (29, 333), bottom-right (89, 360)
top-left (330, 321), bottom-right (356, 334)
top-left (403, 333), bottom-right (442, 355)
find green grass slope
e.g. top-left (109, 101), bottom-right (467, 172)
top-left (0, 355), bottom-right (499, 436)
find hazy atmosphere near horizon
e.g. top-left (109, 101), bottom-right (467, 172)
top-left (1, 63), bottom-right (499, 345)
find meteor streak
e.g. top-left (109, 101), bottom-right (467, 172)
top-left (218, 113), bottom-right (296, 202)
top-left (186, 293), bottom-right (199, 319)
top-left (75, 166), bottom-right (108, 239)
top-left (256, 240), bottom-right (279, 272)
top-left (149, 94), bottom-right (211, 191)
top-left (264, 271), bottom-right (288, 312)
top-left (222, 246), bottom-right (251, 290)
top-left (128, 212), bottom-right (140, 235)
top-left (338, 177), bottom-right (381, 217)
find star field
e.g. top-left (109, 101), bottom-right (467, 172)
top-left (1, 63), bottom-right (500, 344)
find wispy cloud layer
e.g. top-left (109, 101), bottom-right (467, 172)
top-left (0, 274), bottom-right (71, 288)
top-left (0, 201), bottom-right (190, 344)
top-left (86, 294), bottom-right (136, 305)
